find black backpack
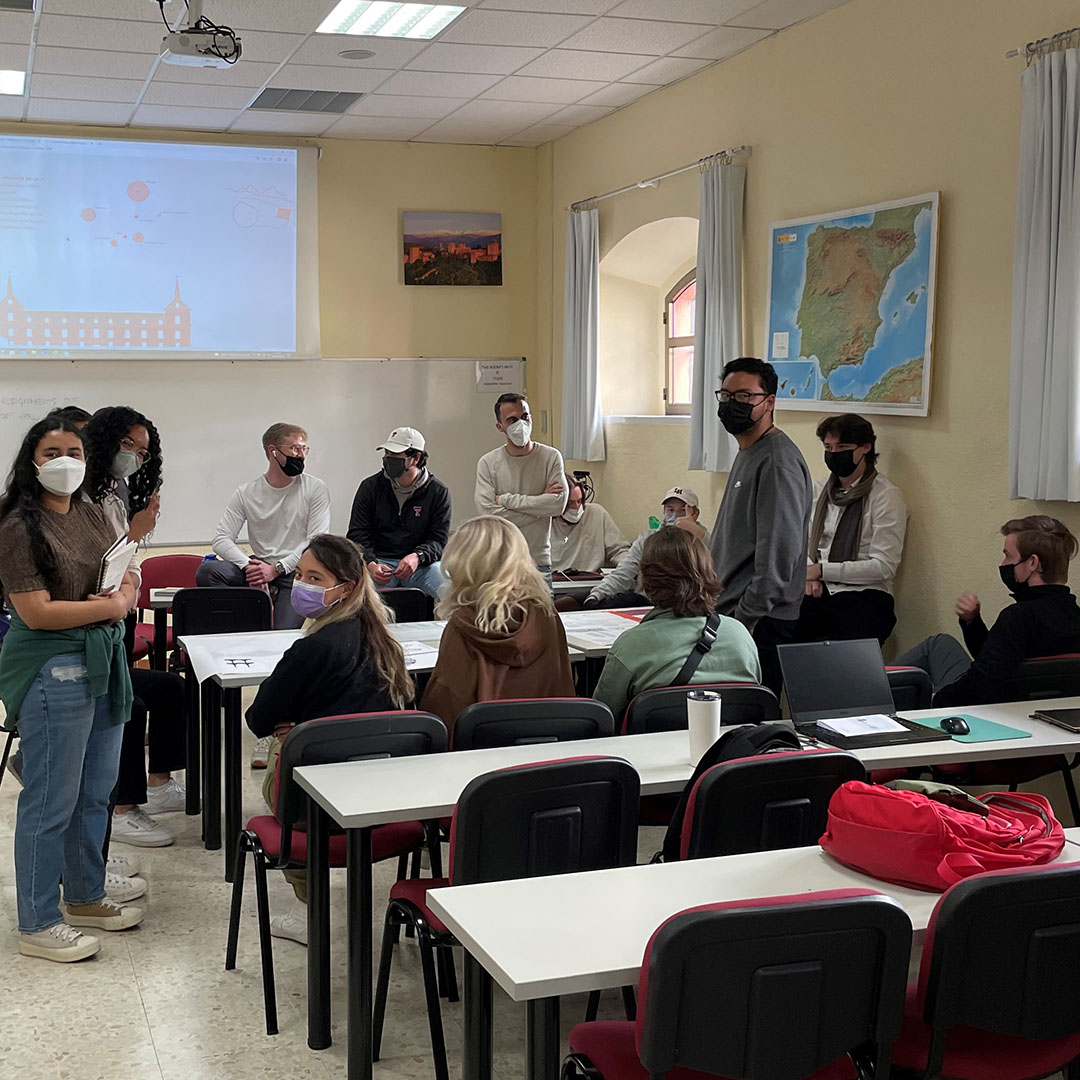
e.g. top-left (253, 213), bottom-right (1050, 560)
top-left (657, 722), bottom-right (802, 863)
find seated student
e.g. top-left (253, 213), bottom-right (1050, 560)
top-left (245, 533), bottom-right (413, 945)
top-left (421, 515), bottom-right (575, 732)
top-left (197, 422), bottom-right (331, 634)
top-left (897, 516), bottom-right (1080, 706)
top-left (593, 527), bottom-right (760, 723)
top-left (346, 426), bottom-right (451, 600)
top-left (797, 414), bottom-right (908, 645)
top-left (550, 473), bottom-right (630, 574)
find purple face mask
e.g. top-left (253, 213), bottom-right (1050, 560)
top-left (290, 579), bottom-right (342, 619)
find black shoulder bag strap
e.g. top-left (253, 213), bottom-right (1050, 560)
top-left (670, 612), bottom-right (721, 687)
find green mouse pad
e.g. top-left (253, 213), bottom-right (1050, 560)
top-left (906, 713), bottom-right (1032, 743)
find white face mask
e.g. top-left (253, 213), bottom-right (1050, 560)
top-left (36, 456), bottom-right (86, 496)
top-left (505, 419), bottom-right (532, 448)
top-left (110, 449), bottom-right (141, 480)
top-left (663, 510), bottom-right (683, 527)
top-left (562, 506), bottom-right (584, 524)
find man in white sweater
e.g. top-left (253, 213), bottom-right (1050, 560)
top-left (550, 473), bottom-right (630, 573)
top-left (197, 422), bottom-right (331, 633)
top-left (475, 393), bottom-right (568, 578)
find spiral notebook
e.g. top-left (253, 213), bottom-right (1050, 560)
top-left (97, 536), bottom-right (139, 594)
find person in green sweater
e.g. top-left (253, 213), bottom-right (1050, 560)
top-left (593, 526), bottom-right (761, 726)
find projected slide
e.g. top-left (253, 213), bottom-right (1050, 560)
top-left (0, 136), bottom-right (300, 357)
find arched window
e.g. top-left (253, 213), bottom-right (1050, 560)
top-left (664, 270), bottom-right (695, 415)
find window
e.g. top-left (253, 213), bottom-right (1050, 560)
top-left (664, 270), bottom-right (695, 416)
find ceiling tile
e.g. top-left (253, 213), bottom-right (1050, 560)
top-left (0, 95), bottom-right (23, 120)
top-left (152, 57), bottom-right (280, 87)
top-left (414, 118), bottom-right (520, 144)
top-left (43, 0), bottom-right (183, 21)
top-left (673, 23), bottom-right (771, 58)
top-left (26, 98), bottom-right (134, 124)
top-left (33, 45), bottom-right (154, 80)
top-left (480, 75), bottom-right (606, 103)
top-left (131, 103), bottom-right (239, 129)
top-left (577, 80), bottom-right (653, 107)
top-left (199, 0), bottom-right (339, 33)
top-left (406, 42), bottom-right (543, 74)
top-left (288, 34), bottom-right (428, 68)
top-left (375, 69), bottom-right (503, 97)
top-left (30, 72), bottom-right (143, 103)
top-left (559, 16), bottom-right (710, 53)
top-left (621, 55), bottom-right (711, 84)
top-left (216, 27), bottom-right (305, 63)
top-left (606, 0), bottom-right (758, 21)
top-left (515, 49), bottom-right (649, 80)
top-left (268, 64), bottom-right (393, 92)
top-left (479, 0), bottom-right (618, 11)
top-left (441, 9), bottom-right (592, 47)
top-left (228, 111), bottom-right (337, 135)
top-left (727, 0), bottom-right (848, 30)
top-left (142, 81), bottom-right (255, 109)
top-left (348, 94), bottom-right (469, 118)
top-left (499, 122), bottom-right (578, 146)
top-left (544, 102), bottom-right (614, 124)
top-left (322, 114), bottom-right (434, 139)
top-left (0, 41), bottom-right (27, 69)
top-left (447, 98), bottom-right (562, 125)
top-left (0, 11), bottom-right (32, 46)
top-left (37, 15), bottom-right (162, 53)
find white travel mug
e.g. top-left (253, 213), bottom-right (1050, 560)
top-left (687, 690), bottom-right (722, 765)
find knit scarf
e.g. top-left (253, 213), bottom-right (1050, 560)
top-left (807, 467), bottom-right (877, 566)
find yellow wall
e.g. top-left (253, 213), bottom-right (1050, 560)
top-left (542, 0), bottom-right (1080, 653)
top-left (598, 272), bottom-right (663, 417)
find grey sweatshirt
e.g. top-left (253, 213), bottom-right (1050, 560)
top-left (710, 429), bottom-right (812, 627)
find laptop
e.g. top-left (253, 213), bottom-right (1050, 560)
top-left (1030, 708), bottom-right (1080, 734)
top-left (778, 639), bottom-right (952, 749)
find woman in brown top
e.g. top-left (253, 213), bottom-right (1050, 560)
top-left (0, 415), bottom-right (143, 963)
top-left (422, 515), bottom-right (575, 734)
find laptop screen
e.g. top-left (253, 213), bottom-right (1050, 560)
top-left (778, 639), bottom-right (896, 724)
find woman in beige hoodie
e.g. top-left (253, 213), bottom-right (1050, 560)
top-left (422, 515), bottom-right (575, 734)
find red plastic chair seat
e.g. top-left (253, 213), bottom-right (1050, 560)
top-left (892, 984), bottom-right (1080, 1080)
top-left (870, 769), bottom-right (913, 784)
top-left (131, 635), bottom-right (150, 662)
top-left (246, 814), bottom-right (425, 866)
top-left (388, 876), bottom-right (451, 933)
top-left (568, 1021), bottom-right (857, 1080)
top-left (135, 622), bottom-right (173, 651)
top-left (936, 756), bottom-right (1066, 786)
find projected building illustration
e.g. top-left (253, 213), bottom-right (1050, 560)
top-left (1, 275), bottom-right (191, 349)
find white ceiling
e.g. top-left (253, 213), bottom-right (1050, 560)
top-left (0, 0), bottom-right (850, 145)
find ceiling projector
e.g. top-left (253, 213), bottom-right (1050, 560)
top-left (156, 0), bottom-right (242, 68)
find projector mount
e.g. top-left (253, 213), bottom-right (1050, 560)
top-left (155, 0), bottom-right (242, 68)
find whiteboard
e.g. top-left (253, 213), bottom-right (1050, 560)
top-left (0, 358), bottom-right (525, 546)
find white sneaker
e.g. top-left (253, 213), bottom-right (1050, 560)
top-left (105, 872), bottom-right (148, 903)
top-left (110, 807), bottom-right (174, 848)
top-left (269, 903), bottom-right (307, 946)
top-left (141, 778), bottom-right (186, 815)
top-left (250, 736), bottom-right (272, 770)
top-left (19, 923), bottom-right (101, 963)
top-left (106, 853), bottom-right (141, 876)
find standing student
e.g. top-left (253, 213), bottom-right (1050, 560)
top-left (245, 534), bottom-right (413, 945)
top-left (797, 414), bottom-right (908, 645)
top-left (550, 473), bottom-right (630, 574)
top-left (710, 357), bottom-right (813, 695)
top-left (347, 426), bottom-right (451, 600)
top-left (475, 393), bottom-right (568, 581)
top-left (0, 415), bottom-right (143, 963)
top-left (422, 515), bottom-right (575, 733)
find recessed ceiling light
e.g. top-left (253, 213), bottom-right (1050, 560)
top-left (0, 70), bottom-right (25, 96)
top-left (317, 2), bottom-right (465, 40)
top-left (338, 49), bottom-right (377, 60)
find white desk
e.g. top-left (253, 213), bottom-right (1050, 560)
top-left (427, 830), bottom-right (1080, 1080)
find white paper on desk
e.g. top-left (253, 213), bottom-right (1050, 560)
top-left (400, 641), bottom-right (439, 669)
top-left (391, 621), bottom-right (446, 643)
top-left (183, 635), bottom-right (299, 684)
top-left (817, 714), bottom-right (906, 737)
top-left (569, 627), bottom-right (630, 648)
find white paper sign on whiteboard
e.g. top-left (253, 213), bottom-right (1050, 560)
top-left (476, 360), bottom-right (520, 392)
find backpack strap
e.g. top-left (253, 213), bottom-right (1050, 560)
top-left (670, 612), bottom-right (721, 688)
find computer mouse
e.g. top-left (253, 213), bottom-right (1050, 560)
top-left (939, 716), bottom-right (970, 736)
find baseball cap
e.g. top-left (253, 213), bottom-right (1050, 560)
top-left (377, 427), bottom-right (425, 453)
top-left (662, 485), bottom-right (700, 508)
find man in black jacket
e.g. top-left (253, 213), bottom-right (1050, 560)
top-left (896, 515), bottom-right (1080, 706)
top-left (346, 426), bottom-right (452, 598)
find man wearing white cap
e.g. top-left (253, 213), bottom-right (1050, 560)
top-left (346, 426), bottom-right (452, 599)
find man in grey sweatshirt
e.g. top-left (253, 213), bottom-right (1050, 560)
top-left (710, 357), bottom-right (812, 694)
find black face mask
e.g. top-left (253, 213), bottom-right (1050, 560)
top-left (824, 449), bottom-right (858, 477)
top-left (277, 452), bottom-right (305, 477)
top-left (717, 399), bottom-right (758, 435)
top-left (383, 456), bottom-right (407, 480)
top-left (999, 562), bottom-right (1030, 597)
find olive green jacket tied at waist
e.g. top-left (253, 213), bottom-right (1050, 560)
top-left (0, 615), bottom-right (133, 732)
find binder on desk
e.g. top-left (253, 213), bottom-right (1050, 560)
top-left (97, 536), bottom-right (139, 594)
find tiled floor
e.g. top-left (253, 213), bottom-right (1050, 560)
top-left (0, 706), bottom-right (635, 1080)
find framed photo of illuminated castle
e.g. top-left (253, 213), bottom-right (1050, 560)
top-left (402, 211), bottom-right (502, 286)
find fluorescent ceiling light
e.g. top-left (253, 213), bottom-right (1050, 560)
top-left (317, 2), bottom-right (465, 40)
top-left (0, 70), bottom-right (25, 96)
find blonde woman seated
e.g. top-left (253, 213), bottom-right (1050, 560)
top-left (593, 527), bottom-right (761, 724)
top-left (422, 515), bottom-right (575, 732)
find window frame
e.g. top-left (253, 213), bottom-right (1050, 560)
top-left (664, 268), bottom-right (696, 416)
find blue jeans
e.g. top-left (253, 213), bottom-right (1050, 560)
top-left (14, 653), bottom-right (124, 933)
top-left (373, 555), bottom-right (445, 600)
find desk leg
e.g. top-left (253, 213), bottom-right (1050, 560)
top-left (184, 659), bottom-right (200, 816)
top-left (202, 680), bottom-right (222, 851)
top-left (347, 827), bottom-right (374, 1080)
top-left (153, 607), bottom-right (168, 671)
top-left (463, 954), bottom-right (493, 1080)
top-left (525, 998), bottom-right (560, 1080)
top-left (223, 687), bottom-right (242, 882)
top-left (307, 798), bottom-right (332, 1051)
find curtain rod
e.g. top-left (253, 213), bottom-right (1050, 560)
top-left (567, 145), bottom-right (751, 212)
top-left (1005, 25), bottom-right (1079, 59)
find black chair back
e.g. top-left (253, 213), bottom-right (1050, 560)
top-left (450, 757), bottom-right (639, 886)
top-left (683, 750), bottom-right (865, 860)
top-left (381, 588), bottom-right (435, 622)
top-left (452, 699), bottom-right (614, 750)
top-left (637, 892), bottom-right (911, 1080)
top-left (996, 654), bottom-right (1080, 700)
top-left (886, 666), bottom-right (932, 710)
top-left (172, 586), bottom-right (273, 637)
top-left (624, 682), bottom-right (779, 735)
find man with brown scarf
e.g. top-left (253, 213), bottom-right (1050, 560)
top-left (797, 414), bottom-right (908, 645)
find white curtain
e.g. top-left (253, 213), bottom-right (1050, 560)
top-left (1009, 46), bottom-right (1080, 500)
top-left (689, 161), bottom-right (745, 473)
top-left (562, 207), bottom-right (605, 461)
